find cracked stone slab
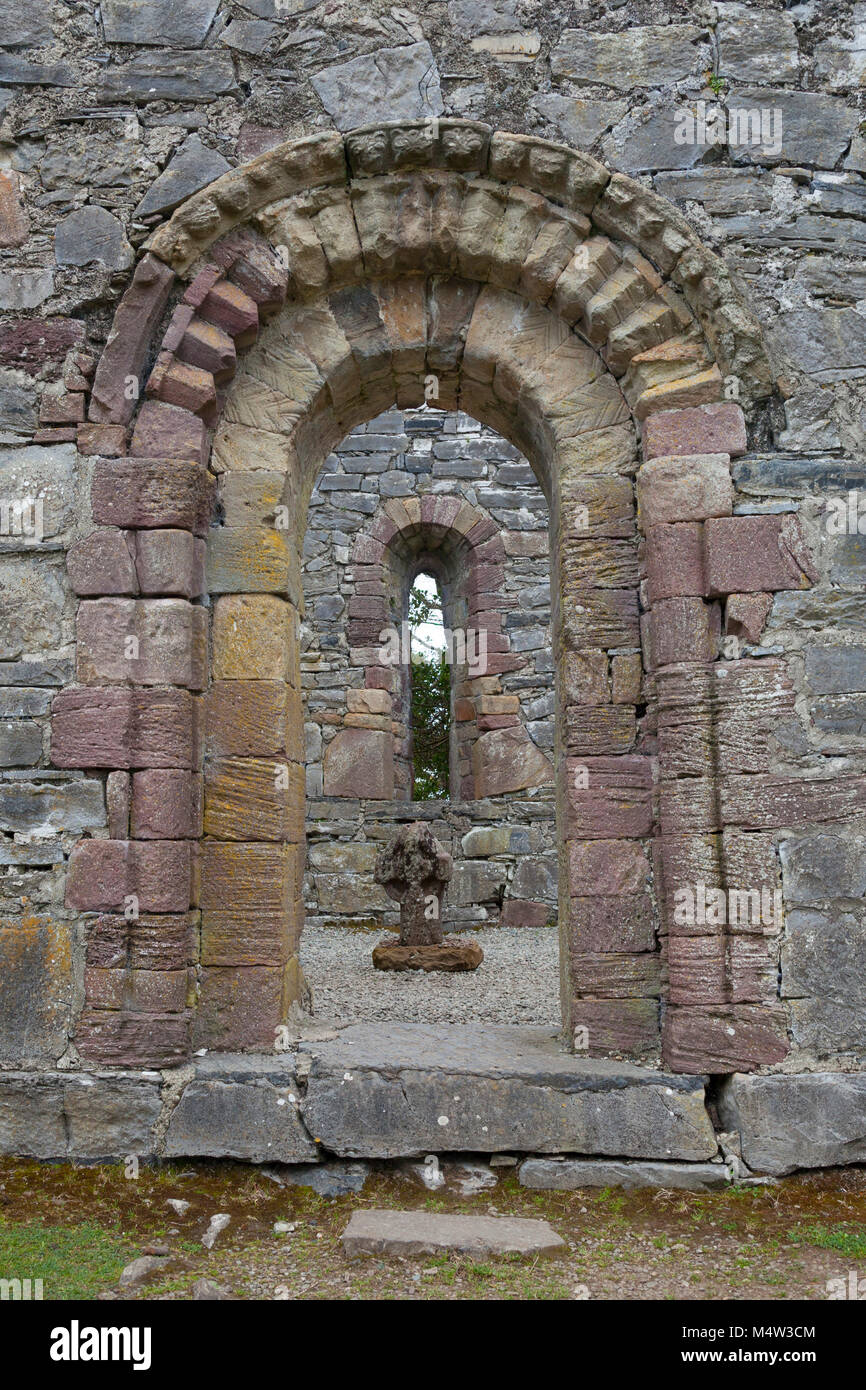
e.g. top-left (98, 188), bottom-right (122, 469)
top-left (0, 1072), bottom-right (162, 1159)
top-left (718, 1073), bottom-right (866, 1176)
top-left (300, 1023), bottom-right (717, 1160)
top-left (341, 1209), bottom-right (565, 1257)
top-left (518, 1157), bottom-right (730, 1191)
top-left (164, 1055), bottom-right (317, 1162)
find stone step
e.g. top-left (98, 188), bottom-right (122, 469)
top-left (518, 1157), bottom-right (730, 1191)
top-left (341, 1209), bottom-right (565, 1257)
top-left (300, 1022), bottom-right (718, 1161)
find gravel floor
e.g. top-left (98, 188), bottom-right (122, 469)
top-left (300, 925), bottom-right (560, 1027)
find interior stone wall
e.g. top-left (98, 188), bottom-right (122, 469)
top-left (0, 2), bottom-right (864, 1103)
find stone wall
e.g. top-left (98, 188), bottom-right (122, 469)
top-left (0, 1), bottom-right (864, 1088)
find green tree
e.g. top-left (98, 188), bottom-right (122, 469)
top-left (409, 578), bottom-right (450, 799)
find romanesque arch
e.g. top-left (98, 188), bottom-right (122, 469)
top-left (51, 121), bottom-right (828, 1077)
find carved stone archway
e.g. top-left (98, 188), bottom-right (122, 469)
top-left (52, 122), bottom-right (820, 1076)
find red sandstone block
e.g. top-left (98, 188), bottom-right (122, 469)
top-left (720, 773), bottom-right (866, 830)
top-left (704, 515), bottom-right (817, 596)
top-left (65, 839), bottom-right (127, 910)
top-left (194, 965), bottom-right (284, 1050)
top-left (51, 687), bottom-right (196, 769)
top-left (130, 401), bottom-right (208, 465)
top-left (182, 266), bottom-right (223, 309)
top-left (39, 390), bottom-right (85, 425)
top-left (569, 894), bottom-right (655, 953)
top-left (65, 839), bottom-right (192, 912)
top-left (134, 529), bottom-right (203, 598)
top-left (642, 403), bottom-right (746, 460)
top-left (88, 254), bottom-right (175, 426)
top-left (92, 459), bottom-right (215, 536)
top-left (666, 934), bottom-right (775, 1006)
top-left (645, 523), bottom-right (706, 602)
top-left (662, 1004), bottom-right (789, 1073)
top-left (636, 454), bottom-right (733, 527)
top-left (84, 965), bottom-right (190, 1013)
top-left (649, 596), bottom-right (720, 666)
top-left (465, 518), bottom-right (498, 547)
top-left (77, 423), bottom-right (128, 457)
top-left (726, 592), bottom-right (772, 644)
top-left (569, 998), bottom-right (659, 1059)
top-left (178, 318), bottom-right (237, 382)
top-left (75, 1009), bottom-right (191, 1066)
top-left (566, 755), bottom-right (654, 839)
top-left (568, 838), bottom-right (650, 895)
top-left (146, 355), bottom-right (218, 423)
top-left (160, 303), bottom-right (196, 355)
top-left (68, 530), bottom-right (138, 596)
top-left (85, 913), bottom-right (196, 970)
top-left (131, 769), bottom-right (200, 839)
top-left (75, 598), bottom-right (201, 687)
top-left (352, 535), bottom-right (386, 564)
top-left (199, 281), bottom-right (259, 346)
top-left (571, 950), bottom-right (661, 998)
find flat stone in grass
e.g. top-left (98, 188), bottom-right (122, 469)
top-left (518, 1157), bottom-right (729, 1192)
top-left (341, 1209), bottom-right (565, 1257)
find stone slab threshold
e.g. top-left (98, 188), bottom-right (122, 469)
top-left (1, 1024), bottom-right (865, 1176)
top-left (341, 1209), bottom-right (566, 1257)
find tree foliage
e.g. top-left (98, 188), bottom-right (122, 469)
top-left (409, 578), bottom-right (450, 800)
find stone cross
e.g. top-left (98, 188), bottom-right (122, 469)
top-left (374, 822), bottom-right (453, 947)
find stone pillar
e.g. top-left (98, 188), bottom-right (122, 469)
top-left (54, 456), bottom-right (214, 1067)
top-left (555, 456), bottom-right (658, 1060)
top-left (636, 404), bottom-right (808, 1073)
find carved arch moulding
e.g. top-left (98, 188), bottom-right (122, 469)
top-left (52, 122), bottom-right (835, 1075)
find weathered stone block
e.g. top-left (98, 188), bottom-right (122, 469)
top-left (131, 769), bottom-right (200, 840)
top-left (68, 530), bottom-right (138, 596)
top-left (323, 726), bottom-right (394, 799)
top-left (718, 1073), bottom-right (866, 1175)
top-left (91, 458), bottom-right (214, 535)
top-left (566, 756), bottom-right (653, 838)
top-left (519, 1157), bottom-right (728, 1191)
top-left (649, 597), bottom-right (720, 666)
top-left (637, 453), bottom-right (732, 526)
top-left (212, 594), bottom-right (294, 680)
top-left (471, 725), bottom-right (553, 796)
top-left (645, 522), bottom-right (706, 601)
top-left (705, 515), bottom-right (816, 595)
top-left (204, 756), bottom-right (304, 842)
top-left (51, 687), bottom-right (197, 769)
top-left (204, 680), bottom-right (294, 757)
top-left (135, 529), bottom-right (204, 598)
top-left (662, 1005), bottom-right (789, 1073)
top-left (642, 404), bottom-right (746, 460)
top-left (300, 1022), bottom-right (715, 1159)
top-left (165, 1060), bottom-right (317, 1162)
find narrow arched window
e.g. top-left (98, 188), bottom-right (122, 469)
top-left (408, 573), bottom-right (450, 800)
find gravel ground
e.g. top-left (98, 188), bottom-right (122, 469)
top-left (300, 925), bottom-right (560, 1027)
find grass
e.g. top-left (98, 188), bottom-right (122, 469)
top-left (790, 1224), bottom-right (866, 1260)
top-left (0, 1217), bottom-right (135, 1300)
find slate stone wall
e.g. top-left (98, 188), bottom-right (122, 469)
top-left (0, 2), bottom-right (864, 1080)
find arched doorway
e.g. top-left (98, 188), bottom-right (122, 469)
top-left (56, 122), bottom-right (793, 1077)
